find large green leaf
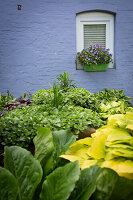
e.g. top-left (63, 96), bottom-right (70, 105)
top-left (33, 127), bottom-right (55, 175)
top-left (33, 127), bottom-right (54, 163)
top-left (68, 165), bottom-right (101, 200)
top-left (110, 176), bottom-right (133, 200)
top-left (40, 161), bottom-right (80, 200)
top-left (52, 129), bottom-right (77, 158)
top-left (4, 146), bottom-right (43, 200)
top-left (93, 168), bottom-right (118, 200)
top-left (0, 167), bottom-right (18, 200)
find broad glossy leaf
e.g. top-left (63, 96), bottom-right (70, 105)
top-left (93, 168), bottom-right (118, 200)
top-left (33, 127), bottom-right (55, 175)
top-left (40, 161), bottom-right (80, 200)
top-left (33, 127), bottom-right (54, 163)
top-left (4, 146), bottom-right (43, 200)
top-left (110, 176), bottom-right (133, 200)
top-left (0, 167), bottom-right (18, 200)
top-left (52, 129), bottom-right (76, 158)
top-left (68, 165), bottom-right (101, 200)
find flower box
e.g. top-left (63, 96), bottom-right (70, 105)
top-left (77, 44), bottom-right (113, 72)
top-left (84, 63), bottom-right (109, 72)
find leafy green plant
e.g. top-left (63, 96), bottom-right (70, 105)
top-left (63, 88), bottom-right (100, 111)
top-left (51, 81), bottom-right (63, 108)
top-left (0, 91), bottom-right (15, 111)
top-left (0, 104), bottom-right (103, 153)
top-left (32, 87), bottom-right (100, 111)
top-left (3, 146), bottom-right (43, 200)
top-left (32, 89), bottom-right (53, 105)
top-left (56, 71), bottom-right (77, 91)
top-left (95, 88), bottom-right (132, 106)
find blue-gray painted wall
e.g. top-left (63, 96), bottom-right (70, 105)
top-left (0, 0), bottom-right (133, 98)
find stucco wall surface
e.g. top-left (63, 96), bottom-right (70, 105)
top-left (0, 0), bottom-right (133, 99)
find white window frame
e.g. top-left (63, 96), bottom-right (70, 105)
top-left (76, 11), bottom-right (114, 68)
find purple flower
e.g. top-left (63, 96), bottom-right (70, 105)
top-left (109, 54), bottom-right (112, 57)
top-left (104, 57), bottom-right (106, 59)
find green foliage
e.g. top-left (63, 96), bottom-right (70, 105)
top-left (0, 167), bottom-right (18, 200)
top-left (40, 161), bottom-right (80, 200)
top-left (32, 88), bottom-right (53, 105)
top-left (0, 105), bottom-right (103, 153)
top-left (68, 165), bottom-right (101, 200)
top-left (56, 71), bottom-right (77, 91)
top-left (95, 88), bottom-right (132, 105)
top-left (110, 176), bottom-right (133, 200)
top-left (52, 129), bottom-right (76, 159)
top-left (4, 146), bottom-right (43, 200)
top-left (23, 92), bottom-right (27, 99)
top-left (94, 88), bottom-right (132, 117)
top-left (0, 91), bottom-right (15, 110)
top-left (63, 88), bottom-right (100, 111)
top-left (34, 127), bottom-right (77, 176)
top-left (33, 127), bottom-right (54, 169)
top-left (93, 168), bottom-right (118, 200)
top-left (51, 81), bottom-right (63, 108)
top-left (32, 87), bottom-right (100, 111)
top-left (1, 129), bottom-right (133, 200)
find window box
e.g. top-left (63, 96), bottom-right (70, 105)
top-left (84, 63), bottom-right (109, 71)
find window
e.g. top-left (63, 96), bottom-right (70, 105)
top-left (76, 11), bottom-right (115, 69)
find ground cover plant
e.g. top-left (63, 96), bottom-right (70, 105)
top-left (0, 104), bottom-right (103, 154)
top-left (1, 127), bottom-right (133, 200)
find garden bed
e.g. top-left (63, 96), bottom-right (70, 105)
top-left (0, 72), bottom-right (133, 200)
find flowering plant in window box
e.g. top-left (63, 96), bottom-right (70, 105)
top-left (77, 44), bottom-right (113, 71)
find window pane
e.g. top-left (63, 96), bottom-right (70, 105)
top-left (84, 24), bottom-right (106, 48)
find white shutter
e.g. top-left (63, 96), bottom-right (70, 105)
top-left (84, 24), bottom-right (106, 48)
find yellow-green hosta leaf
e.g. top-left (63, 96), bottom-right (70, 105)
top-left (118, 173), bottom-right (133, 180)
top-left (105, 143), bottom-right (133, 150)
top-left (61, 146), bottom-right (90, 160)
top-left (60, 154), bottom-right (82, 162)
top-left (106, 127), bottom-right (132, 143)
top-left (125, 112), bottom-right (133, 121)
top-left (126, 124), bottom-right (133, 130)
top-left (79, 159), bottom-right (98, 169)
top-left (108, 114), bottom-right (126, 128)
top-left (102, 159), bottom-right (133, 179)
top-left (62, 137), bottom-right (93, 157)
top-left (105, 148), bottom-right (133, 160)
top-left (93, 125), bottom-right (124, 138)
top-left (76, 137), bottom-right (94, 146)
top-left (90, 133), bottom-right (106, 159)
